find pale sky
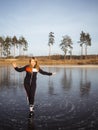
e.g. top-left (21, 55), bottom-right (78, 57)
top-left (0, 0), bottom-right (98, 56)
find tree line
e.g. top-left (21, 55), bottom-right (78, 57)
top-left (0, 31), bottom-right (91, 59)
top-left (0, 36), bottom-right (28, 58)
top-left (48, 31), bottom-right (91, 59)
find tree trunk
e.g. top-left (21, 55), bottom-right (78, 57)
top-left (85, 45), bottom-right (87, 59)
top-left (49, 45), bottom-right (51, 59)
top-left (81, 45), bottom-right (83, 59)
top-left (14, 45), bottom-right (16, 58)
top-left (0, 43), bottom-right (2, 57)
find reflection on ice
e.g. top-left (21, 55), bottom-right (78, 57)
top-left (0, 65), bottom-right (98, 130)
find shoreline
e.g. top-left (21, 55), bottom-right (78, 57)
top-left (42, 64), bottom-right (98, 68)
top-left (0, 63), bottom-right (98, 68)
top-left (0, 58), bottom-right (98, 67)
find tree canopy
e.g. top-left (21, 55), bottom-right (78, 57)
top-left (0, 35), bottom-right (28, 58)
top-left (60, 35), bottom-right (73, 59)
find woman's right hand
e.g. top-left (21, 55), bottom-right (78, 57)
top-left (12, 62), bottom-right (17, 68)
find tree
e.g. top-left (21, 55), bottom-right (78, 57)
top-left (48, 32), bottom-right (55, 59)
top-left (18, 36), bottom-right (28, 56)
top-left (0, 36), bottom-right (4, 57)
top-left (79, 31), bottom-right (85, 58)
top-left (0, 35), bottom-right (28, 58)
top-left (12, 36), bottom-right (18, 57)
top-left (3, 36), bottom-right (11, 57)
top-left (78, 31), bottom-right (91, 59)
top-left (85, 33), bottom-right (91, 58)
top-left (60, 35), bottom-right (73, 59)
top-left (22, 37), bottom-right (28, 56)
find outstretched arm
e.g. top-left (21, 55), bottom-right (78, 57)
top-left (39, 68), bottom-right (56, 76)
top-left (12, 62), bottom-right (26, 72)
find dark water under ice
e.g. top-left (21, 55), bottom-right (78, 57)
top-left (0, 65), bottom-right (98, 130)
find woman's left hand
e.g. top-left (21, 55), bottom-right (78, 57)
top-left (52, 72), bottom-right (56, 75)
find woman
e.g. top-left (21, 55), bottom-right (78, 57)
top-left (12, 57), bottom-right (55, 117)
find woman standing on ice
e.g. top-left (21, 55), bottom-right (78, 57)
top-left (12, 57), bottom-right (55, 118)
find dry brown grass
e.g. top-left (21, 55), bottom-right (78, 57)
top-left (0, 57), bottom-right (98, 66)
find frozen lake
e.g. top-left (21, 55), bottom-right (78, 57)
top-left (0, 65), bottom-right (98, 130)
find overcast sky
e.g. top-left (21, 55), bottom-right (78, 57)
top-left (0, 0), bottom-right (98, 56)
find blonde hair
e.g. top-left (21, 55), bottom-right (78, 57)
top-left (29, 57), bottom-right (40, 70)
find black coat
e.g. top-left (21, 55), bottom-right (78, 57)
top-left (14, 65), bottom-right (52, 86)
